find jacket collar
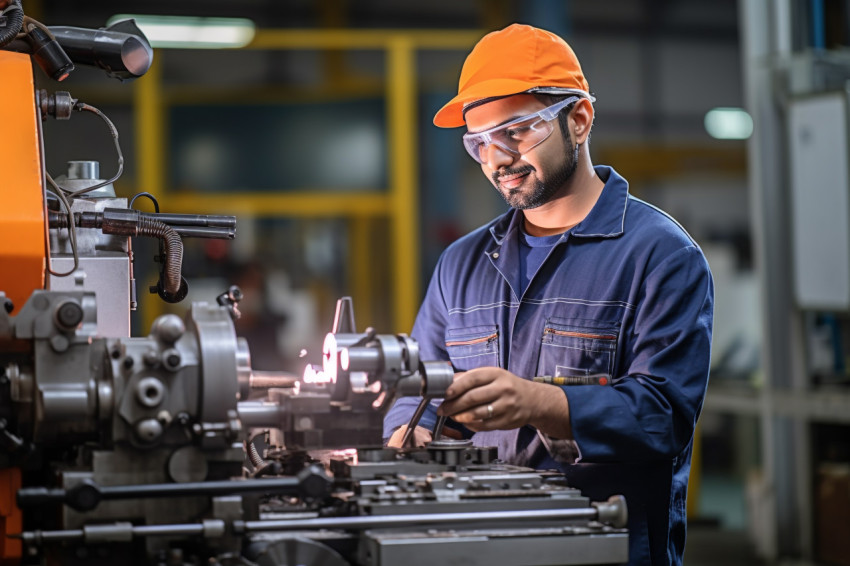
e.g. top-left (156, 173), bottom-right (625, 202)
top-left (488, 165), bottom-right (629, 244)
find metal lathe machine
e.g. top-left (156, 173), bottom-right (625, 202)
top-left (0, 5), bottom-right (628, 565)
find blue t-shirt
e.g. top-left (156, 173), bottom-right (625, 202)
top-left (518, 226), bottom-right (565, 295)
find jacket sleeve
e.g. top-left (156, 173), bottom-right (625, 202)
top-left (383, 253), bottom-right (451, 440)
top-left (564, 245), bottom-right (714, 462)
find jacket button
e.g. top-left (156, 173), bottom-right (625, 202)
top-left (492, 252), bottom-right (500, 259)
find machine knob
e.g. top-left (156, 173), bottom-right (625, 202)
top-left (54, 300), bottom-right (83, 330)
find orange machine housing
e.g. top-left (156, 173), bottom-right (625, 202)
top-left (0, 50), bottom-right (47, 311)
top-left (0, 50), bottom-right (48, 563)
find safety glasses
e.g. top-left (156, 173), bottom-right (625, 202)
top-left (462, 96), bottom-right (579, 164)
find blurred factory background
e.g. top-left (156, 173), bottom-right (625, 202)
top-left (27, 0), bottom-right (850, 563)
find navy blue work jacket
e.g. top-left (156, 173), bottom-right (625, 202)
top-left (384, 166), bottom-right (714, 566)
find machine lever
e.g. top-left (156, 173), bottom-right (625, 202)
top-left (17, 465), bottom-right (331, 512)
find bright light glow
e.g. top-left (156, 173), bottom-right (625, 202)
top-left (322, 333), bottom-right (339, 383)
top-left (704, 107), bottom-right (754, 140)
top-left (107, 15), bottom-right (255, 49)
top-left (303, 364), bottom-right (333, 385)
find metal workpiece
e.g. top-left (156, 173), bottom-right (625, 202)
top-left (247, 371), bottom-right (298, 390)
top-left (323, 302), bottom-right (453, 407)
top-left (238, 400), bottom-right (286, 428)
top-left (419, 360), bottom-right (455, 397)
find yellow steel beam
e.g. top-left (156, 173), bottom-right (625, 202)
top-left (348, 216), bottom-right (374, 329)
top-left (247, 29), bottom-right (481, 50)
top-left (163, 192), bottom-right (390, 217)
top-left (595, 145), bottom-right (747, 185)
top-left (133, 51), bottom-right (166, 198)
top-left (687, 423), bottom-right (702, 518)
top-left (133, 54), bottom-right (167, 333)
top-left (387, 37), bottom-right (419, 333)
top-left (163, 80), bottom-right (384, 106)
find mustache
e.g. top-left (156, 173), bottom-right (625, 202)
top-left (492, 165), bottom-right (535, 185)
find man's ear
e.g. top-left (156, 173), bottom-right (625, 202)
top-left (570, 98), bottom-right (594, 145)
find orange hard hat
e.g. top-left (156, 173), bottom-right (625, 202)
top-left (434, 23), bottom-right (592, 128)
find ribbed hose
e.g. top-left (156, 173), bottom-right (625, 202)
top-left (248, 439), bottom-right (266, 468)
top-left (137, 217), bottom-right (183, 296)
top-left (0, 1), bottom-right (23, 48)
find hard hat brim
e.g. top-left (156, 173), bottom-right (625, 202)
top-left (433, 78), bottom-right (538, 128)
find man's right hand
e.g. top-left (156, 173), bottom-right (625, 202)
top-left (386, 425), bottom-right (433, 448)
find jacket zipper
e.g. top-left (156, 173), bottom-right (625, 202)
top-left (544, 328), bottom-right (617, 341)
top-left (446, 333), bottom-right (498, 347)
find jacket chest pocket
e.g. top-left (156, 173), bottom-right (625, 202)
top-left (537, 318), bottom-right (619, 379)
top-left (445, 325), bottom-right (500, 371)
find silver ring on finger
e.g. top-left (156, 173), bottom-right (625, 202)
top-left (486, 404), bottom-right (494, 420)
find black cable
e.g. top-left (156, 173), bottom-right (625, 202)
top-left (17, 15), bottom-right (54, 40)
top-left (44, 101), bottom-right (123, 278)
top-left (45, 173), bottom-right (79, 277)
top-left (129, 192), bottom-right (160, 213)
top-left (0, 1), bottom-right (23, 48)
top-left (51, 102), bottom-right (123, 198)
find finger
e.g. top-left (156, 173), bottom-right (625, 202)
top-left (413, 427), bottom-right (433, 447)
top-left (451, 401), bottom-right (496, 425)
top-left (444, 368), bottom-right (496, 400)
top-left (387, 425), bottom-right (432, 448)
top-left (386, 425), bottom-right (409, 448)
top-left (439, 383), bottom-right (498, 417)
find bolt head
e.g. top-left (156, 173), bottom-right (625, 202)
top-left (56, 301), bottom-right (84, 329)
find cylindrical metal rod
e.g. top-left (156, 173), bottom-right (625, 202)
top-left (341, 347), bottom-right (382, 371)
top-left (249, 371), bottom-right (298, 389)
top-left (17, 474), bottom-right (324, 511)
top-left (240, 504), bottom-right (618, 533)
top-left (237, 401), bottom-right (284, 427)
top-left (170, 226), bottom-right (235, 240)
top-left (21, 522), bottom-right (212, 545)
top-left (132, 523), bottom-right (206, 537)
top-left (400, 397), bottom-right (429, 448)
top-left (98, 477), bottom-right (303, 499)
top-left (140, 212), bottom-right (236, 228)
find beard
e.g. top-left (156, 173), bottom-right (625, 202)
top-left (492, 142), bottom-right (579, 210)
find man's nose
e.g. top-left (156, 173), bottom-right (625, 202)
top-left (482, 143), bottom-right (518, 168)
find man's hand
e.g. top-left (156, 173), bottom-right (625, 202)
top-left (386, 425), bottom-right (432, 448)
top-left (436, 367), bottom-right (572, 439)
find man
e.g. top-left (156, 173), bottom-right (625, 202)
top-left (383, 23), bottom-right (713, 566)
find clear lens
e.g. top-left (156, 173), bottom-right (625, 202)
top-left (463, 116), bottom-right (554, 164)
top-left (462, 96), bottom-right (580, 164)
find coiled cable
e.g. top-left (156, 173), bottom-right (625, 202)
top-left (137, 216), bottom-right (183, 297)
top-left (0, 1), bottom-right (23, 48)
